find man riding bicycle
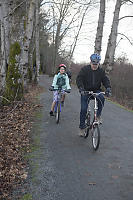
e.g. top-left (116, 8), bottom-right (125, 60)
top-left (76, 53), bottom-right (111, 136)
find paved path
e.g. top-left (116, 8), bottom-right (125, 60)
top-left (29, 75), bottom-right (133, 200)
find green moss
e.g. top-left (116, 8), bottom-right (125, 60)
top-left (20, 193), bottom-right (32, 200)
top-left (24, 21), bottom-right (26, 30)
top-left (24, 109), bottom-right (43, 184)
top-left (23, 35), bottom-right (28, 43)
top-left (3, 42), bottom-right (23, 104)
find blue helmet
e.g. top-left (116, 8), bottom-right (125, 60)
top-left (90, 53), bottom-right (101, 64)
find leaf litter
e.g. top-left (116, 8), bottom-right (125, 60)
top-left (0, 84), bottom-right (43, 199)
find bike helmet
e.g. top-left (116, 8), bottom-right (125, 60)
top-left (58, 64), bottom-right (66, 70)
top-left (90, 53), bottom-right (101, 64)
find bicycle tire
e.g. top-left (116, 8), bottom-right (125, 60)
top-left (84, 113), bottom-right (90, 138)
top-left (56, 102), bottom-right (60, 124)
top-left (92, 124), bottom-right (100, 151)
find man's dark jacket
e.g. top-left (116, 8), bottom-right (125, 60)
top-left (76, 65), bottom-right (111, 92)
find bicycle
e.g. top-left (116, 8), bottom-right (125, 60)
top-left (50, 87), bottom-right (70, 124)
top-left (81, 91), bottom-right (105, 151)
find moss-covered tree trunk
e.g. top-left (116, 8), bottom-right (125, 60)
top-left (0, 0), bottom-right (40, 104)
top-left (3, 42), bottom-right (23, 104)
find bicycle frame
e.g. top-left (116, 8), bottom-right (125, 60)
top-left (85, 91), bottom-right (105, 124)
top-left (82, 91), bottom-right (105, 150)
top-left (53, 88), bottom-right (63, 124)
top-left (54, 90), bottom-right (62, 113)
top-left (50, 87), bottom-right (70, 123)
top-left (91, 93), bottom-right (100, 124)
top-left (51, 87), bottom-right (69, 123)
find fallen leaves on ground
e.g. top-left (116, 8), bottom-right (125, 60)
top-left (0, 84), bottom-right (43, 200)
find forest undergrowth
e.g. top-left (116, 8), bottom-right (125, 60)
top-left (0, 84), bottom-right (43, 200)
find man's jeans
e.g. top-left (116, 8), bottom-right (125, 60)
top-left (79, 92), bottom-right (105, 129)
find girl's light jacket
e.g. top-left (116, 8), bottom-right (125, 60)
top-left (52, 73), bottom-right (71, 90)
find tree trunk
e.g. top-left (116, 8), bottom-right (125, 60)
top-left (52, 19), bottom-right (62, 74)
top-left (51, 0), bottom-right (75, 74)
top-left (103, 0), bottom-right (121, 73)
top-left (21, 0), bottom-right (36, 87)
top-left (94, 0), bottom-right (105, 55)
top-left (35, 0), bottom-right (40, 83)
top-left (0, 0), bottom-right (9, 88)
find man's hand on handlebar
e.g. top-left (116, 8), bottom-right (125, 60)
top-left (79, 87), bottom-right (85, 93)
top-left (105, 88), bottom-right (112, 97)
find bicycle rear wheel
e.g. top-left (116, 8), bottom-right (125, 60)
top-left (92, 124), bottom-right (100, 151)
top-left (56, 102), bottom-right (60, 124)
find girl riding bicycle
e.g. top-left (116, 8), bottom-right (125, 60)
top-left (49, 64), bottom-right (71, 116)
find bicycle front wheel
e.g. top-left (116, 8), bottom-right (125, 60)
top-left (56, 102), bottom-right (60, 124)
top-left (84, 113), bottom-right (90, 138)
top-left (92, 124), bottom-right (100, 151)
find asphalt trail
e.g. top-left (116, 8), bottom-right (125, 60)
top-left (30, 75), bottom-right (133, 200)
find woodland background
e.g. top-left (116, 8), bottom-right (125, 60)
top-left (0, 0), bottom-right (133, 108)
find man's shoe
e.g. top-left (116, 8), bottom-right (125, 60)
top-left (50, 111), bottom-right (54, 116)
top-left (79, 128), bottom-right (85, 137)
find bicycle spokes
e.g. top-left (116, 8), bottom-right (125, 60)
top-left (92, 125), bottom-right (100, 151)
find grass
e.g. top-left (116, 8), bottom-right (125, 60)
top-left (21, 95), bottom-right (43, 199)
top-left (20, 193), bottom-right (32, 200)
top-left (107, 98), bottom-right (133, 113)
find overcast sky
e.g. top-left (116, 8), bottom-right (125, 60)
top-left (41, 0), bottom-right (133, 64)
top-left (72, 1), bottom-right (133, 64)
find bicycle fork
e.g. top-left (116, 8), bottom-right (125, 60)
top-left (54, 101), bottom-right (61, 112)
top-left (94, 97), bottom-right (98, 121)
top-left (86, 105), bottom-right (91, 127)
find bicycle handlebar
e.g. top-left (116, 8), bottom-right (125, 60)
top-left (49, 87), bottom-right (71, 93)
top-left (81, 91), bottom-right (105, 96)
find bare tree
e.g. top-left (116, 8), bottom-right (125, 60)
top-left (94, 0), bottom-right (105, 54)
top-left (41, 0), bottom-right (93, 74)
top-left (103, 0), bottom-right (133, 73)
top-left (51, 0), bottom-right (77, 73)
top-left (103, 0), bottom-right (122, 72)
top-left (68, 4), bottom-right (90, 67)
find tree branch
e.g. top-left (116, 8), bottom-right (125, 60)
top-left (4, 0), bottom-right (26, 18)
top-left (41, 1), bottom-right (52, 6)
top-left (118, 33), bottom-right (133, 45)
top-left (119, 15), bottom-right (133, 20)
